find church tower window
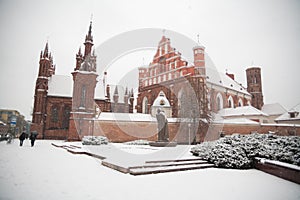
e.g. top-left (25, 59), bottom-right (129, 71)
top-left (62, 106), bottom-right (70, 129)
top-left (51, 105), bottom-right (59, 123)
top-left (80, 85), bottom-right (87, 107)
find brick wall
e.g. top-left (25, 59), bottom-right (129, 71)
top-left (208, 123), bottom-right (300, 140)
top-left (43, 117), bottom-right (300, 142)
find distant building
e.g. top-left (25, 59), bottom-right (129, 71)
top-left (262, 103), bottom-right (287, 123)
top-left (217, 106), bottom-right (269, 124)
top-left (246, 67), bottom-right (264, 110)
top-left (275, 103), bottom-right (300, 125)
top-left (0, 109), bottom-right (26, 136)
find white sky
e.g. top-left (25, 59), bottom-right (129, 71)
top-left (0, 0), bottom-right (299, 120)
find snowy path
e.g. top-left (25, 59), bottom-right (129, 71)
top-left (0, 140), bottom-right (299, 200)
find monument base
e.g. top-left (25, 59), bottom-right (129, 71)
top-left (149, 141), bottom-right (177, 147)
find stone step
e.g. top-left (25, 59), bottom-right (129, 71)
top-left (145, 158), bottom-right (205, 164)
top-left (129, 163), bottom-right (214, 176)
top-left (129, 160), bottom-right (209, 170)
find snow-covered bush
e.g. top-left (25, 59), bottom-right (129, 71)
top-left (124, 140), bottom-right (150, 145)
top-left (191, 133), bottom-right (300, 169)
top-left (82, 136), bottom-right (108, 145)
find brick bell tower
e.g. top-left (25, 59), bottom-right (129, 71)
top-left (191, 43), bottom-right (210, 142)
top-left (246, 67), bottom-right (264, 110)
top-left (68, 21), bottom-right (98, 141)
top-left (192, 43), bottom-right (209, 118)
top-left (31, 42), bottom-right (55, 139)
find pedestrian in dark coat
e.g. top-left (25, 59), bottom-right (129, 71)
top-left (29, 133), bottom-right (37, 147)
top-left (19, 132), bottom-right (26, 146)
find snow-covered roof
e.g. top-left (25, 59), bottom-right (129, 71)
top-left (97, 112), bottom-right (156, 122)
top-left (275, 103), bottom-right (300, 122)
top-left (262, 103), bottom-right (287, 116)
top-left (206, 67), bottom-right (250, 96)
top-left (48, 75), bottom-right (73, 97)
top-left (218, 106), bottom-right (268, 117)
top-left (213, 117), bottom-right (260, 125)
top-left (47, 74), bottom-right (106, 100)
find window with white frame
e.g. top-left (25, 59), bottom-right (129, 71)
top-left (238, 98), bottom-right (243, 107)
top-left (216, 93), bottom-right (223, 111)
top-left (228, 96), bottom-right (234, 108)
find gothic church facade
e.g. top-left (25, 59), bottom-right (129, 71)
top-left (136, 36), bottom-right (264, 118)
top-left (31, 22), bottom-right (134, 139)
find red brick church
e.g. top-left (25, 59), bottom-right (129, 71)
top-left (30, 22), bottom-right (134, 140)
top-left (136, 35), bottom-right (264, 117)
top-left (31, 22), bottom-right (267, 142)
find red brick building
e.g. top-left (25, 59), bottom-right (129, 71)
top-left (30, 22), bottom-right (134, 139)
top-left (136, 35), bottom-right (263, 119)
top-left (30, 23), bottom-right (267, 142)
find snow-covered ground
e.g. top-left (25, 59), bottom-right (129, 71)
top-left (0, 139), bottom-right (299, 200)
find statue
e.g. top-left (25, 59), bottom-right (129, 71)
top-left (156, 108), bottom-right (169, 142)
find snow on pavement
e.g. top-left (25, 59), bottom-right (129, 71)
top-left (0, 139), bottom-right (299, 200)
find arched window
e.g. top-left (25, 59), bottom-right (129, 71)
top-left (80, 85), bottom-right (86, 107)
top-left (51, 105), bottom-right (59, 123)
top-left (142, 97), bottom-right (148, 114)
top-left (247, 100), bottom-right (251, 106)
top-left (62, 106), bottom-right (71, 129)
top-left (228, 96), bottom-right (234, 108)
top-left (216, 93), bottom-right (223, 111)
top-left (253, 76), bottom-right (257, 84)
top-left (238, 98), bottom-right (243, 107)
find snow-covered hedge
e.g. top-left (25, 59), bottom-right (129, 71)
top-left (124, 140), bottom-right (150, 145)
top-left (191, 133), bottom-right (300, 169)
top-left (82, 136), bottom-right (108, 145)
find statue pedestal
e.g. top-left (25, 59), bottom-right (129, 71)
top-left (149, 141), bottom-right (177, 147)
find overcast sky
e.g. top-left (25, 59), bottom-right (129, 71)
top-left (0, 0), bottom-right (299, 120)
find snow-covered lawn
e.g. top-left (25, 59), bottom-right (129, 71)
top-left (0, 139), bottom-right (299, 200)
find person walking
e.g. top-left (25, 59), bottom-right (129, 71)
top-left (29, 132), bottom-right (38, 147)
top-left (19, 131), bottom-right (26, 146)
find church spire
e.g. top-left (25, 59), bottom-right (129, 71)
top-left (43, 42), bottom-right (49, 58)
top-left (86, 21), bottom-right (93, 42)
top-left (113, 86), bottom-right (119, 103)
top-left (84, 21), bottom-right (94, 57)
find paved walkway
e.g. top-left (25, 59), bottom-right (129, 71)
top-left (52, 142), bottom-right (215, 175)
